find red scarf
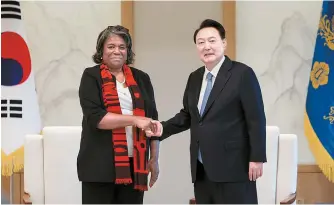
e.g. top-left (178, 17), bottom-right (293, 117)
top-left (100, 63), bottom-right (148, 191)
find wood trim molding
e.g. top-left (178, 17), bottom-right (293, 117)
top-left (121, 1), bottom-right (134, 39)
top-left (298, 164), bottom-right (322, 173)
top-left (222, 0), bottom-right (236, 60)
top-left (297, 164), bottom-right (334, 203)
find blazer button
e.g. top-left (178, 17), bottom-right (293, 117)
top-left (199, 122), bottom-right (203, 126)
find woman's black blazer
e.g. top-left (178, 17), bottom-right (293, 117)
top-left (77, 64), bottom-right (158, 182)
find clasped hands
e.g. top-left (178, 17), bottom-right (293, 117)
top-left (134, 117), bottom-right (162, 137)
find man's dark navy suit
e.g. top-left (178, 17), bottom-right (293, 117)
top-left (160, 55), bottom-right (267, 204)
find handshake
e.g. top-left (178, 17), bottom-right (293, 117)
top-left (134, 116), bottom-right (163, 137)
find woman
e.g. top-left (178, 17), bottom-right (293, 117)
top-left (77, 25), bottom-right (160, 204)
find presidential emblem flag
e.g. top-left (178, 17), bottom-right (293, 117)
top-left (1, 0), bottom-right (41, 176)
top-left (304, 0), bottom-right (334, 183)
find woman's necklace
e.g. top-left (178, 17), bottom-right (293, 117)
top-left (117, 78), bottom-right (126, 84)
top-left (109, 69), bottom-right (126, 85)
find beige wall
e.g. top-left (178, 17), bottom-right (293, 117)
top-left (236, 1), bottom-right (322, 164)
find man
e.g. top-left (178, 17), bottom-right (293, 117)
top-left (147, 19), bottom-right (266, 204)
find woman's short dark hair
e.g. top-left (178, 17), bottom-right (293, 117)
top-left (92, 25), bottom-right (135, 65)
top-left (193, 19), bottom-right (226, 43)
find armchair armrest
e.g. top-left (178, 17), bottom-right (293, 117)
top-left (23, 192), bottom-right (32, 204)
top-left (280, 192), bottom-right (296, 204)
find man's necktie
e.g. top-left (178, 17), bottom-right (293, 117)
top-left (198, 72), bottom-right (213, 163)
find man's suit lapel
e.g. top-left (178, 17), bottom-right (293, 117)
top-left (201, 56), bottom-right (233, 118)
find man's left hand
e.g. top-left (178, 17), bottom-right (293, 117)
top-left (148, 158), bottom-right (159, 187)
top-left (249, 162), bottom-right (263, 181)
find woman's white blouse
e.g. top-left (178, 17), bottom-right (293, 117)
top-left (116, 80), bottom-right (134, 157)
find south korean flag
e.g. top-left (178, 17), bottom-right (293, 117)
top-left (1, 0), bottom-right (42, 176)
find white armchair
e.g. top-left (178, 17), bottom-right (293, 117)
top-left (23, 126), bottom-right (297, 204)
top-left (23, 126), bottom-right (82, 204)
top-left (257, 126), bottom-right (298, 204)
top-left (190, 126), bottom-right (298, 204)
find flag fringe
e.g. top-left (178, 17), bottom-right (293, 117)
top-left (304, 112), bottom-right (334, 183)
top-left (1, 146), bottom-right (24, 176)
